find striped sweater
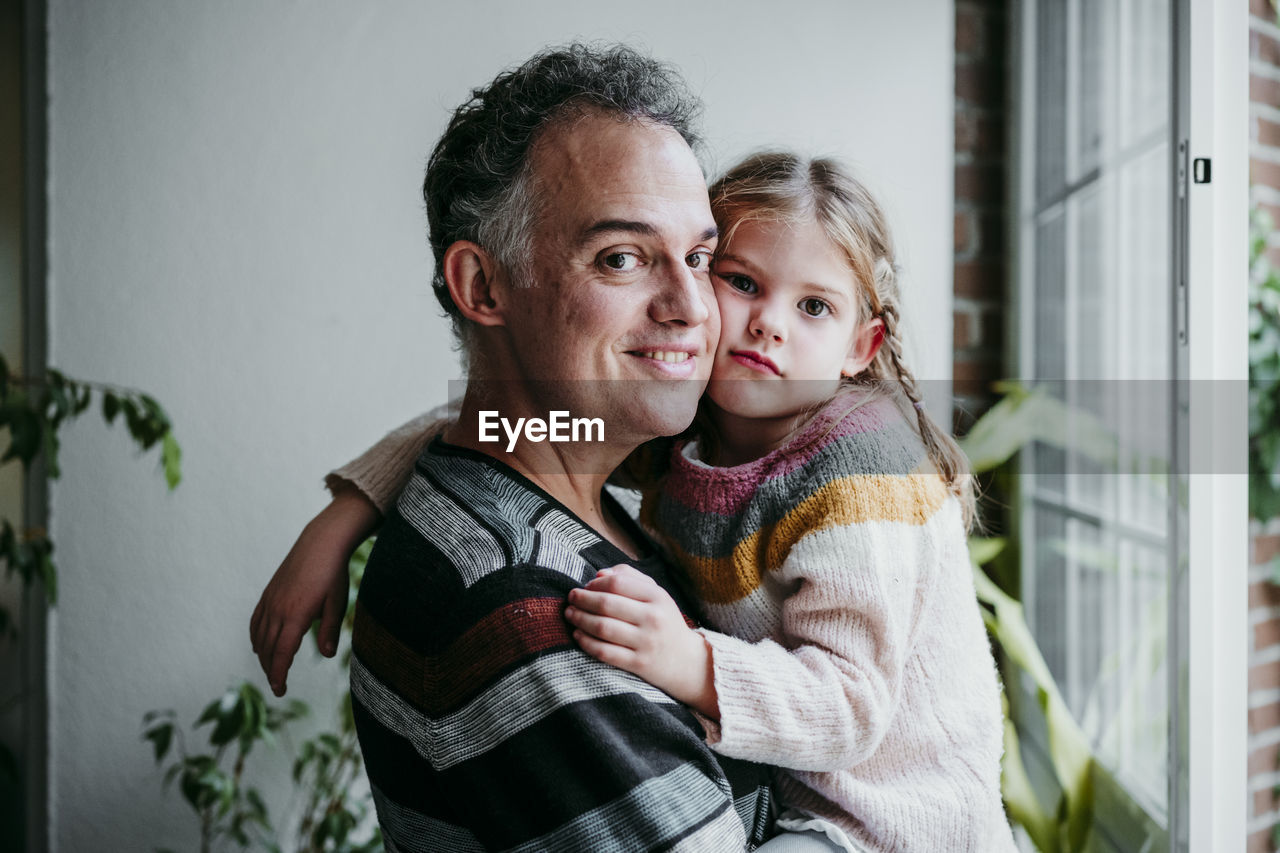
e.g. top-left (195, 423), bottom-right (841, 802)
top-left (641, 390), bottom-right (1017, 853)
top-left (350, 439), bottom-right (773, 852)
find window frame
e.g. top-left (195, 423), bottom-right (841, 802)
top-left (1007, 0), bottom-right (1247, 849)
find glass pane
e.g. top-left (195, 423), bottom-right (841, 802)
top-left (1077, 0), bottom-right (1108, 179)
top-left (1119, 144), bottom-right (1171, 381)
top-left (1066, 384), bottom-right (1116, 517)
top-left (1118, 385), bottom-right (1171, 535)
top-left (1123, 0), bottom-right (1171, 146)
top-left (1036, 0), bottom-right (1068, 206)
top-left (1074, 182), bottom-right (1107, 380)
top-left (1069, 182), bottom-right (1113, 515)
top-left (1018, 0), bottom-right (1174, 837)
top-left (1032, 505), bottom-right (1070, 687)
top-left (1064, 518), bottom-right (1107, 721)
top-left (1035, 209), bottom-right (1067, 379)
top-left (1115, 542), bottom-right (1168, 812)
top-left (1032, 207), bottom-right (1068, 500)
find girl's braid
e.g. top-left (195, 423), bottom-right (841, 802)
top-left (878, 303), bottom-right (976, 529)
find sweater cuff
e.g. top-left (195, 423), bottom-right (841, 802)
top-left (325, 402), bottom-right (458, 515)
top-left (694, 628), bottom-right (780, 760)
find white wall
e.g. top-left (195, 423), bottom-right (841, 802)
top-left (44, 1), bottom-right (952, 849)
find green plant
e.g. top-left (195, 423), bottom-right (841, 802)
top-left (143, 684), bottom-right (306, 853)
top-left (145, 540), bottom-right (381, 853)
top-left (959, 384), bottom-right (1101, 852)
top-left (1, 352), bottom-right (182, 848)
top-left (291, 538), bottom-right (380, 853)
top-left (962, 378), bottom-right (1187, 850)
top-left (0, 352), bottom-right (182, 633)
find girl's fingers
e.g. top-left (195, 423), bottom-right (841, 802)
top-left (583, 569), bottom-right (659, 602)
top-left (573, 629), bottom-right (638, 671)
top-left (249, 600), bottom-right (263, 652)
top-left (564, 606), bottom-right (643, 649)
top-left (568, 587), bottom-right (650, 624)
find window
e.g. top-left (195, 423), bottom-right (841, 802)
top-left (1013, 0), bottom-right (1176, 844)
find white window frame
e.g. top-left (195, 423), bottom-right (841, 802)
top-left (1009, 0), bottom-right (1246, 849)
top-left (1178, 0), bottom-right (1247, 848)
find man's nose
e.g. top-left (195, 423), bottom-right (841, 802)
top-left (651, 260), bottom-right (712, 327)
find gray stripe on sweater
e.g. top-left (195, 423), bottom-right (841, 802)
top-left (506, 762), bottom-right (741, 853)
top-left (397, 453), bottom-right (597, 586)
top-left (351, 650), bottom-right (674, 771)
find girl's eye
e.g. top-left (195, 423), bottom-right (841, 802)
top-left (722, 273), bottom-right (757, 294)
top-left (686, 250), bottom-right (713, 270)
top-left (800, 298), bottom-right (830, 317)
top-left (602, 252), bottom-right (640, 272)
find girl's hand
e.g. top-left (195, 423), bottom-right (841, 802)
top-left (564, 565), bottom-right (719, 719)
top-left (249, 484), bottom-right (380, 696)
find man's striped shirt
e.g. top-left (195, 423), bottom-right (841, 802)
top-left (351, 439), bottom-right (773, 852)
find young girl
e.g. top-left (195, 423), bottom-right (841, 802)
top-left (252, 153), bottom-right (1016, 852)
top-left (560, 153), bottom-right (1014, 853)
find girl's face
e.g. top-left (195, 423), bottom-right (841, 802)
top-left (706, 216), bottom-right (883, 421)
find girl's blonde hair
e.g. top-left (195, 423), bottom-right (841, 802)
top-left (709, 151), bottom-right (977, 529)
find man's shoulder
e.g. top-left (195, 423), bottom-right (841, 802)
top-left (384, 440), bottom-right (607, 589)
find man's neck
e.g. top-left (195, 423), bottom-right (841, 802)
top-left (443, 386), bottom-right (642, 558)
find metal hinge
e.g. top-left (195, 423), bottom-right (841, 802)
top-left (1176, 141), bottom-right (1189, 345)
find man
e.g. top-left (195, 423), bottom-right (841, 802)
top-left (251, 45), bottom-right (773, 850)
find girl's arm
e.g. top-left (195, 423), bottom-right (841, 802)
top-left (249, 404), bottom-right (455, 695)
top-left (569, 503), bottom-right (950, 773)
top-left (250, 482), bottom-right (381, 695)
top-left (323, 408), bottom-right (452, 515)
top-left (686, 518), bottom-right (928, 772)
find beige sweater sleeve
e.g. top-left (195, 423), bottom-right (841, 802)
top-left (324, 400), bottom-right (459, 514)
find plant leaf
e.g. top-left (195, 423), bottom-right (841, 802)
top-left (102, 392), bottom-right (120, 425)
top-left (161, 433), bottom-right (182, 489)
top-left (144, 722), bottom-right (174, 763)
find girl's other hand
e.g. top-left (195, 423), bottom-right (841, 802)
top-left (564, 565), bottom-right (719, 719)
top-left (249, 484), bottom-right (380, 696)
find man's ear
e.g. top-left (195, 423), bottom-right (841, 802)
top-left (442, 241), bottom-right (508, 327)
top-left (841, 317), bottom-right (885, 379)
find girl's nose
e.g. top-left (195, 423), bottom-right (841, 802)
top-left (751, 309), bottom-right (785, 343)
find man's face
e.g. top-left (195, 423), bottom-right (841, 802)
top-left (501, 113), bottom-right (720, 445)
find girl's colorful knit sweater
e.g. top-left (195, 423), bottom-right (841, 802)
top-left (640, 391), bottom-right (1016, 853)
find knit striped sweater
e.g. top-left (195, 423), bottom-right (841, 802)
top-left (640, 391), bottom-right (1016, 853)
top-left (349, 440), bottom-right (773, 852)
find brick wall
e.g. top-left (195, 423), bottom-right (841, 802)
top-left (1251, 519), bottom-right (1280, 853)
top-left (1249, 2), bottom-right (1280, 851)
top-left (953, 0), bottom-right (1008, 435)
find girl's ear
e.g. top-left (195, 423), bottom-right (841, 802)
top-left (442, 240), bottom-right (508, 327)
top-left (841, 317), bottom-right (885, 379)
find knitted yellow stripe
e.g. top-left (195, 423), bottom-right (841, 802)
top-left (673, 473), bottom-right (950, 606)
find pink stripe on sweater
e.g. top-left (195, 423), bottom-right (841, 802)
top-left (667, 394), bottom-right (894, 516)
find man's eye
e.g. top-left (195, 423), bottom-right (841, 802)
top-left (722, 274), bottom-right (757, 294)
top-left (800, 298), bottom-right (830, 317)
top-left (686, 250), bottom-right (713, 270)
top-left (602, 252), bottom-right (640, 271)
